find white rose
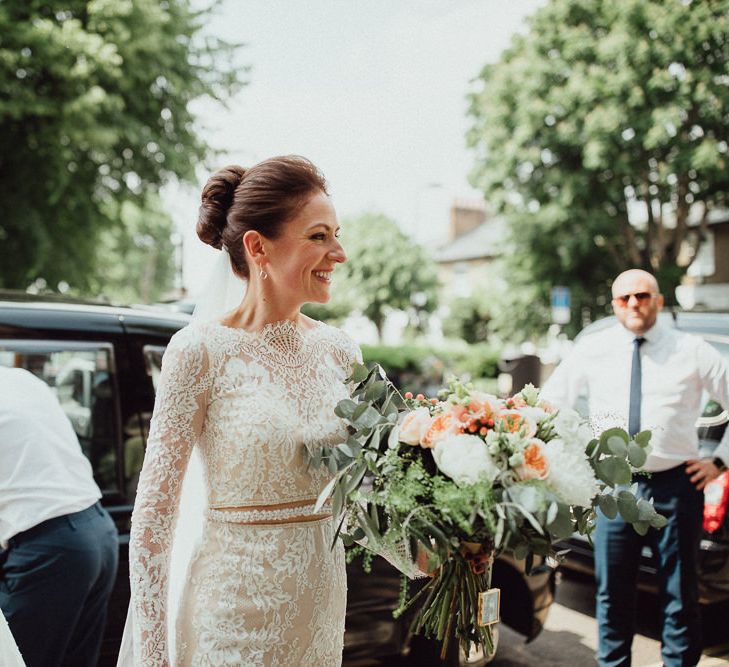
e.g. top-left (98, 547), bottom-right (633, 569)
top-left (543, 437), bottom-right (599, 507)
top-left (397, 407), bottom-right (433, 446)
top-left (432, 434), bottom-right (499, 486)
top-left (553, 407), bottom-right (592, 444)
top-left (519, 406), bottom-right (549, 425)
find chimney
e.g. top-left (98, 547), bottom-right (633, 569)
top-left (449, 199), bottom-right (486, 240)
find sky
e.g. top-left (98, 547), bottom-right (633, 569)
top-left (170, 0), bottom-right (547, 293)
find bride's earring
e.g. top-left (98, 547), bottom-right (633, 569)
top-left (259, 267), bottom-right (268, 280)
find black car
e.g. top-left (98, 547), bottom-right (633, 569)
top-left (554, 311), bottom-right (729, 605)
top-left (0, 294), bottom-right (556, 665)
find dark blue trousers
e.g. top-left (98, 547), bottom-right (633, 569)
top-left (594, 465), bottom-right (703, 667)
top-left (0, 502), bottom-right (119, 667)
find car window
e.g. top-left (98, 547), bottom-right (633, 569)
top-left (143, 345), bottom-right (165, 393)
top-left (120, 344), bottom-right (167, 499)
top-left (0, 341), bottom-right (120, 494)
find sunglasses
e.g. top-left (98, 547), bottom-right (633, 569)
top-left (612, 292), bottom-right (656, 306)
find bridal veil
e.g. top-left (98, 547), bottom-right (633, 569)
top-left (117, 249), bottom-right (246, 666)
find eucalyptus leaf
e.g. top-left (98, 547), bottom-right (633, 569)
top-left (597, 493), bottom-right (618, 519)
top-left (338, 443), bottom-right (355, 458)
top-left (634, 430), bottom-right (652, 447)
top-left (365, 380), bottom-right (387, 402)
top-left (546, 502), bottom-right (558, 525)
top-left (616, 490), bottom-right (639, 523)
top-left (586, 439), bottom-right (599, 457)
top-left (369, 502), bottom-right (380, 531)
top-left (332, 482), bottom-right (344, 517)
top-left (347, 437), bottom-right (362, 456)
top-left (632, 521), bottom-right (649, 536)
top-left (599, 428), bottom-right (628, 457)
top-left (600, 427), bottom-right (629, 446)
top-left (344, 461), bottom-right (368, 495)
top-left (334, 399), bottom-right (357, 420)
top-left (636, 498), bottom-right (657, 522)
top-left (314, 477), bottom-right (337, 513)
top-left (352, 402), bottom-right (370, 422)
top-left (547, 503), bottom-right (573, 539)
top-left (494, 517), bottom-right (505, 547)
top-left (517, 504), bottom-right (545, 535)
top-left (354, 405), bottom-right (382, 429)
top-left (627, 442), bottom-right (647, 468)
top-left (382, 395), bottom-right (399, 418)
top-left (357, 511), bottom-right (380, 546)
top-left (596, 456), bottom-right (632, 485)
top-left (606, 436), bottom-right (628, 457)
top-left (351, 363), bottom-right (369, 383)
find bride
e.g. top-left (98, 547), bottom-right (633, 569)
top-left (119, 156), bottom-right (360, 666)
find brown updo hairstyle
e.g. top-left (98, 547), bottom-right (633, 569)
top-left (197, 155), bottom-right (329, 279)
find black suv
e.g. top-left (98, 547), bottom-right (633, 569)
top-left (0, 295), bottom-right (555, 665)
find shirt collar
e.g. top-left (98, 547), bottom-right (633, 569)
top-left (615, 319), bottom-right (666, 346)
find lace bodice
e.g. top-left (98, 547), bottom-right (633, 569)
top-left (128, 318), bottom-right (361, 664)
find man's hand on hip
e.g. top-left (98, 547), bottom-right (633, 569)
top-left (685, 458), bottom-right (722, 491)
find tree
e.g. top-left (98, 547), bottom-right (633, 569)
top-left (0, 0), bottom-right (244, 297)
top-left (468, 0), bottom-right (729, 328)
top-left (442, 293), bottom-right (493, 344)
top-left (338, 213), bottom-right (439, 340)
top-left (90, 194), bottom-right (177, 304)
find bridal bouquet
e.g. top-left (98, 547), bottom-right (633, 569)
top-left (311, 364), bottom-right (667, 658)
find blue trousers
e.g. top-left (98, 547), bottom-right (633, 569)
top-left (594, 465), bottom-right (703, 667)
top-left (0, 502), bottom-right (119, 667)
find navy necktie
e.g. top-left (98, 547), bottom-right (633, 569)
top-left (628, 337), bottom-right (645, 436)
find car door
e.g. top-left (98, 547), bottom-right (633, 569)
top-left (0, 339), bottom-right (123, 499)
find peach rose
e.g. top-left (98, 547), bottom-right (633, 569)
top-left (466, 391), bottom-right (499, 421)
top-left (497, 410), bottom-right (537, 438)
top-left (518, 439), bottom-right (549, 480)
top-left (398, 407), bottom-right (433, 446)
top-left (421, 411), bottom-right (462, 448)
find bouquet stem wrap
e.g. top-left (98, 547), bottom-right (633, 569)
top-left (406, 548), bottom-right (495, 659)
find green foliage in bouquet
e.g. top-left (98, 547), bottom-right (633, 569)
top-left (310, 363), bottom-right (667, 658)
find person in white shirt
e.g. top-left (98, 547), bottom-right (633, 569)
top-left (542, 269), bottom-right (729, 667)
top-left (0, 366), bottom-right (119, 667)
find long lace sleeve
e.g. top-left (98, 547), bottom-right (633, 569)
top-left (128, 327), bottom-right (211, 665)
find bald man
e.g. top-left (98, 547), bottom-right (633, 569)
top-left (542, 269), bottom-right (729, 667)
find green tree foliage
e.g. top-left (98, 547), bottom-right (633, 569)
top-left (0, 0), bottom-right (244, 297)
top-left (442, 292), bottom-right (493, 344)
top-left (90, 194), bottom-right (177, 304)
top-left (339, 213), bottom-right (439, 340)
top-left (468, 0), bottom-right (729, 328)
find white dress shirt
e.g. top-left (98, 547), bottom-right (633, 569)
top-left (0, 367), bottom-right (101, 548)
top-left (541, 320), bottom-right (729, 472)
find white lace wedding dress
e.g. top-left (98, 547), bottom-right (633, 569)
top-left (127, 318), bottom-right (361, 666)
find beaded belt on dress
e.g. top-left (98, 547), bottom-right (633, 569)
top-left (207, 500), bottom-right (332, 525)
